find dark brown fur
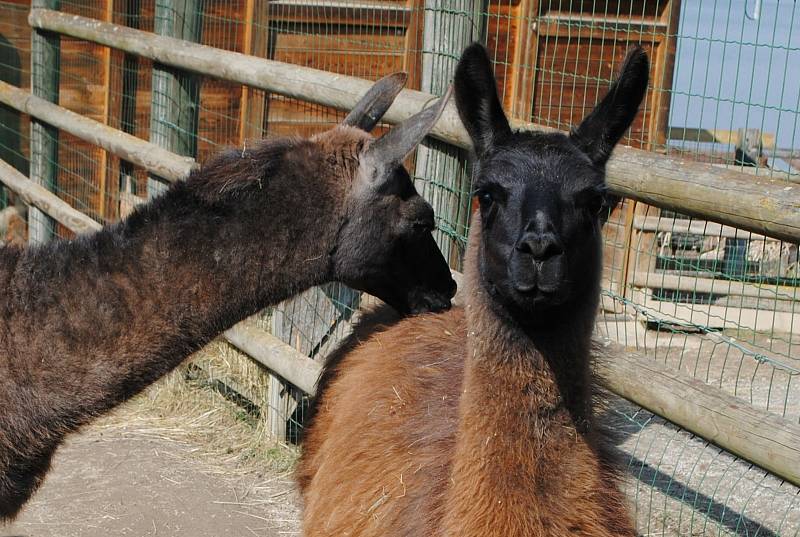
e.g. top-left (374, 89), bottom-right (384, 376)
top-left (0, 112), bottom-right (455, 520)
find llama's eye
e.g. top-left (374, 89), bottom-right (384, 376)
top-left (475, 189), bottom-right (494, 208)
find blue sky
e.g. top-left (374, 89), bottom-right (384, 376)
top-left (669, 0), bottom-right (800, 151)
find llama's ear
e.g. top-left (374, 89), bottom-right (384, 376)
top-left (342, 72), bottom-right (408, 132)
top-left (364, 86), bottom-right (452, 168)
top-left (454, 43), bottom-right (512, 158)
top-left (570, 47), bottom-right (649, 166)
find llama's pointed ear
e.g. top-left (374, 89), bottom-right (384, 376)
top-left (570, 47), bottom-right (649, 166)
top-left (454, 43), bottom-right (512, 158)
top-left (364, 86), bottom-right (452, 167)
top-left (342, 72), bottom-right (408, 132)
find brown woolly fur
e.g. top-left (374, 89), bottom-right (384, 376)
top-left (299, 237), bottom-right (633, 537)
top-left (0, 77), bottom-right (456, 521)
top-left (299, 44), bottom-right (649, 536)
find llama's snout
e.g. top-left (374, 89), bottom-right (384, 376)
top-left (510, 231), bottom-right (567, 298)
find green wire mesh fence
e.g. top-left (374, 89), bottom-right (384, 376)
top-left (0, 0), bottom-right (798, 535)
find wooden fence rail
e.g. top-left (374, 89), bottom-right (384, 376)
top-left (0, 81), bottom-right (195, 183)
top-left (27, 7), bottom-right (800, 245)
top-left (3, 153), bottom-right (800, 488)
top-left (0, 8), bottom-right (798, 489)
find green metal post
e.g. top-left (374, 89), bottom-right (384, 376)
top-left (29, 0), bottom-right (60, 244)
top-left (414, 0), bottom-right (485, 269)
top-left (147, 0), bottom-right (202, 198)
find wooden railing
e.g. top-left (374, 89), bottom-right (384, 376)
top-left (0, 7), bottom-right (798, 488)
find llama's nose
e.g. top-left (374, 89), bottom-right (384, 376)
top-left (515, 232), bottom-right (563, 262)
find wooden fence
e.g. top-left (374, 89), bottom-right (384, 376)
top-left (1, 6), bottom-right (799, 489)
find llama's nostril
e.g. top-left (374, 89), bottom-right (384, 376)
top-left (515, 234), bottom-right (563, 261)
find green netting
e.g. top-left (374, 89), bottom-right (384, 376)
top-left (0, 1), bottom-right (798, 534)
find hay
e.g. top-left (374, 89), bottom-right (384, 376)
top-left (95, 338), bottom-right (299, 477)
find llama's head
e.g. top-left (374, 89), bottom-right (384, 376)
top-left (317, 74), bottom-right (457, 314)
top-left (455, 43), bottom-right (648, 321)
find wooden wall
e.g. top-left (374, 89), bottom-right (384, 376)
top-left (0, 0), bottom-right (680, 230)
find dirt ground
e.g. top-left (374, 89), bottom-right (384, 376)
top-left (1, 421), bottom-right (302, 537)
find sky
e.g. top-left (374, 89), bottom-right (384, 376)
top-left (669, 0), bottom-right (800, 151)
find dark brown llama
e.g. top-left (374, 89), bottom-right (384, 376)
top-left (298, 44), bottom-right (649, 536)
top-left (0, 74), bottom-right (457, 520)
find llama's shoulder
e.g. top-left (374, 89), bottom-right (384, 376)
top-left (299, 307), bottom-right (467, 535)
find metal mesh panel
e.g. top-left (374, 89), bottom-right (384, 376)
top-left (0, 1), bottom-right (798, 534)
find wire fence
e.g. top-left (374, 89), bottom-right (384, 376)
top-left (0, 1), bottom-right (798, 535)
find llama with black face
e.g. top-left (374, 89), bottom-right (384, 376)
top-left (298, 44), bottom-right (649, 536)
top-left (0, 74), bottom-right (456, 520)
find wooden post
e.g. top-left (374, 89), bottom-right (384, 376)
top-left (238, 0), bottom-right (270, 142)
top-left (510, 0), bottom-right (539, 120)
top-left (95, 0), bottom-right (114, 220)
top-left (28, 0), bottom-right (60, 244)
top-left (413, 0), bottom-right (485, 269)
top-left (147, 0), bottom-right (202, 199)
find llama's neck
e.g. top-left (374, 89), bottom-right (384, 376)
top-left (4, 165), bottom-right (341, 416)
top-left (440, 224), bottom-right (598, 536)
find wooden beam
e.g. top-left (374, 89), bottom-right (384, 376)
top-left (509, 0), bottom-right (538, 121)
top-left (93, 0), bottom-right (116, 221)
top-left (224, 318), bottom-right (322, 397)
top-left (647, 0), bottom-right (680, 149)
top-left (667, 127), bottom-right (776, 149)
top-left (0, 81), bottom-right (196, 182)
top-left (0, 158), bottom-right (101, 235)
top-left (267, 0), bottom-right (411, 27)
top-left (597, 344), bottom-right (800, 488)
top-left (628, 288), bottom-right (799, 333)
top-left (27, 8), bottom-right (800, 244)
top-left (630, 272), bottom-right (799, 302)
top-left (633, 215), bottom-right (768, 240)
top-left (28, 0), bottom-right (61, 244)
top-left (238, 0), bottom-right (269, 142)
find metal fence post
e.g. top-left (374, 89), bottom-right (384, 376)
top-left (147, 0), bottom-right (202, 199)
top-left (414, 0), bottom-right (485, 269)
top-left (29, 0), bottom-right (60, 244)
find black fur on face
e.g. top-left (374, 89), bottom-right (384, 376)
top-left (325, 83), bottom-right (457, 314)
top-left (333, 136), bottom-right (457, 314)
top-left (454, 43), bottom-right (648, 323)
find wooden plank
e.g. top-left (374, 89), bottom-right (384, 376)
top-left (28, 0), bottom-right (61, 244)
top-left (667, 127), bottom-right (776, 149)
top-left (647, 0), bottom-right (680, 149)
top-left (29, 8), bottom-right (800, 244)
top-left (0, 158), bottom-right (101, 235)
top-left (509, 0), bottom-right (537, 120)
top-left (535, 18), bottom-right (666, 42)
top-left (633, 215), bottom-right (769, 240)
top-left (629, 288), bottom-right (799, 333)
top-left (238, 0), bottom-right (269, 142)
top-left (0, 81), bottom-right (196, 181)
top-left (618, 200), bottom-right (637, 300)
top-left (401, 0), bottom-right (423, 91)
top-left (96, 0), bottom-right (114, 220)
top-left (597, 344), bottom-right (800, 488)
top-left (630, 272), bottom-right (799, 302)
top-left (268, 0), bottom-right (411, 27)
